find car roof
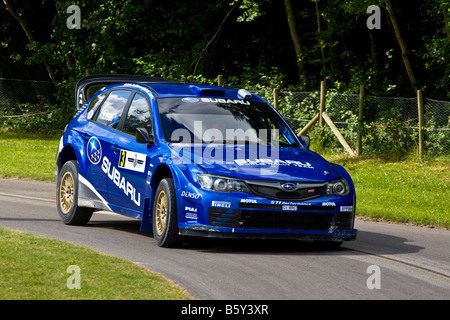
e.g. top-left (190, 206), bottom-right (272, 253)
top-left (139, 82), bottom-right (261, 101)
top-left (76, 74), bottom-right (264, 109)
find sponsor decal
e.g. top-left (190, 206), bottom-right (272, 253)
top-left (182, 97), bottom-right (199, 103)
top-left (181, 191), bottom-right (200, 199)
top-left (102, 156), bottom-right (141, 206)
top-left (234, 158), bottom-right (314, 169)
top-left (86, 136), bottom-right (102, 165)
top-left (185, 212), bottom-right (198, 219)
top-left (185, 206), bottom-right (198, 213)
top-left (184, 206), bottom-right (198, 220)
top-left (282, 205), bottom-right (297, 211)
top-left (240, 199), bottom-right (257, 204)
top-left (211, 201), bottom-right (231, 208)
top-left (340, 206), bottom-right (353, 212)
top-left (119, 150), bottom-right (146, 173)
top-left (200, 97), bottom-right (250, 105)
top-left (122, 83), bottom-right (153, 96)
top-left (270, 200), bottom-right (312, 206)
top-left (322, 202), bottom-right (336, 206)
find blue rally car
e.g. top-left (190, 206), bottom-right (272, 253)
top-left (55, 74), bottom-right (357, 247)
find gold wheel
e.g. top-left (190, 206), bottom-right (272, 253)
top-left (155, 190), bottom-right (168, 236)
top-left (59, 172), bottom-right (75, 214)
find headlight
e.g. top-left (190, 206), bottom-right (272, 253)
top-left (196, 174), bottom-right (250, 193)
top-left (326, 178), bottom-right (350, 196)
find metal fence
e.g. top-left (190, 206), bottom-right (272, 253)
top-left (276, 90), bottom-right (450, 157)
top-left (0, 78), bottom-right (60, 131)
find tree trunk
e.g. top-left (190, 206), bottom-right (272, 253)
top-left (190, 0), bottom-right (242, 76)
top-left (3, 0), bottom-right (58, 85)
top-left (315, 0), bottom-right (326, 75)
top-left (385, 0), bottom-right (418, 94)
top-left (443, 3), bottom-right (450, 40)
top-left (284, 0), bottom-right (306, 86)
top-left (368, 30), bottom-right (378, 73)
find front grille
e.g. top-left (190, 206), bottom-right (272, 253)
top-left (245, 181), bottom-right (326, 201)
top-left (239, 202), bottom-right (335, 211)
top-left (208, 208), bottom-right (353, 231)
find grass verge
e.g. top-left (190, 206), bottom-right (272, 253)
top-left (0, 227), bottom-right (193, 300)
top-left (327, 154), bottom-right (450, 229)
top-left (0, 131), bottom-right (61, 181)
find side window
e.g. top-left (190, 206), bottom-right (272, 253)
top-left (123, 93), bottom-right (152, 136)
top-left (95, 90), bottom-right (131, 128)
top-left (87, 91), bottom-right (108, 120)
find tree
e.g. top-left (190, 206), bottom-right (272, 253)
top-left (385, 0), bottom-right (418, 93)
top-left (284, 0), bottom-right (307, 86)
top-left (3, 0), bottom-right (58, 84)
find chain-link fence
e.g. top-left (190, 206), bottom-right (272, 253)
top-left (277, 90), bottom-right (450, 158)
top-left (0, 78), bottom-right (64, 131)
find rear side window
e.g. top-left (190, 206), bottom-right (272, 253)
top-left (95, 90), bottom-right (131, 128)
top-left (87, 91), bottom-right (108, 120)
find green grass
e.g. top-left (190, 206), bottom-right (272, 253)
top-left (0, 131), bottom-right (61, 181)
top-left (327, 155), bottom-right (450, 229)
top-left (0, 227), bottom-right (193, 300)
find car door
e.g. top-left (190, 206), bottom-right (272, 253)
top-left (84, 89), bottom-right (133, 205)
top-left (107, 91), bottom-right (154, 218)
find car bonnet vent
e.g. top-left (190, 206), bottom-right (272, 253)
top-left (189, 85), bottom-right (225, 96)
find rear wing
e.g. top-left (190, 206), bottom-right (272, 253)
top-left (75, 74), bottom-right (175, 109)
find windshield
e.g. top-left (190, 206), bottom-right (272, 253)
top-left (157, 97), bottom-right (300, 147)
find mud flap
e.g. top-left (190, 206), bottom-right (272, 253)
top-left (139, 197), bottom-right (153, 232)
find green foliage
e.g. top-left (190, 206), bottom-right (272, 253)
top-left (0, 0), bottom-right (449, 158)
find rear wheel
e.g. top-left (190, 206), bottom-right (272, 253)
top-left (153, 178), bottom-right (180, 247)
top-left (56, 160), bottom-right (93, 225)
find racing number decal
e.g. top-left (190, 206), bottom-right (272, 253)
top-left (120, 150), bottom-right (127, 167)
top-left (117, 149), bottom-right (146, 173)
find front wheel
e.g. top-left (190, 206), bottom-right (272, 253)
top-left (152, 178), bottom-right (180, 247)
top-left (56, 160), bottom-right (93, 225)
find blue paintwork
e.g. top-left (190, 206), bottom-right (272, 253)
top-left (56, 80), bottom-right (357, 242)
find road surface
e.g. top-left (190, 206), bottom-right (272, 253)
top-left (0, 178), bottom-right (449, 299)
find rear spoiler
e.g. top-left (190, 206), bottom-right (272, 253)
top-left (75, 74), bottom-right (175, 109)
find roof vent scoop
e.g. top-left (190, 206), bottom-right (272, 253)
top-left (238, 89), bottom-right (252, 100)
top-left (189, 85), bottom-right (225, 96)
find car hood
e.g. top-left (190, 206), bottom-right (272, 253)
top-left (169, 143), bottom-right (341, 182)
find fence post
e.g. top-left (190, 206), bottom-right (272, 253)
top-left (357, 84), bottom-right (365, 156)
top-left (273, 88), bottom-right (280, 109)
top-left (417, 90), bottom-right (424, 158)
top-left (319, 80), bottom-right (326, 126)
top-left (217, 74), bottom-right (224, 87)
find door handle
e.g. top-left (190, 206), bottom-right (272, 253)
top-left (79, 132), bottom-right (90, 141)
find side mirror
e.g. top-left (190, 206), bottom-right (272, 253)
top-left (136, 127), bottom-right (155, 145)
top-left (300, 135), bottom-right (310, 148)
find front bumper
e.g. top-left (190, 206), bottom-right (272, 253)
top-left (179, 227), bottom-right (357, 241)
top-left (179, 203), bottom-right (357, 242)
top-left (178, 182), bottom-right (357, 242)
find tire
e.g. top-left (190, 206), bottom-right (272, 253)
top-left (152, 178), bottom-right (180, 247)
top-left (56, 160), bottom-right (93, 225)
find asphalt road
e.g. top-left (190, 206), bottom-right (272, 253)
top-left (0, 178), bottom-right (449, 300)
